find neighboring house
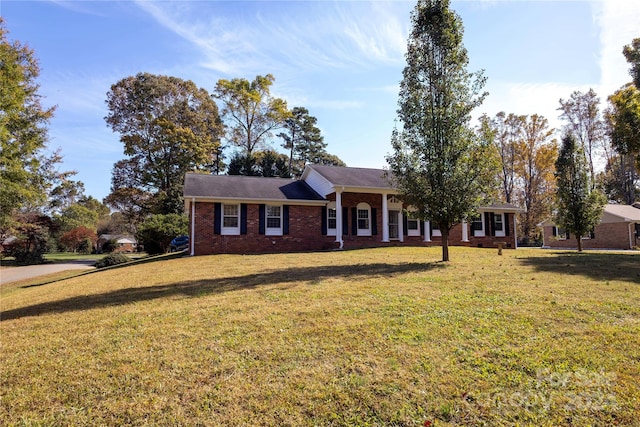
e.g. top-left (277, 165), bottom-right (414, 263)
top-left (184, 165), bottom-right (521, 256)
top-left (97, 234), bottom-right (138, 253)
top-left (540, 204), bottom-right (640, 250)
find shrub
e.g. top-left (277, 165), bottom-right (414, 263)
top-left (100, 238), bottom-right (119, 253)
top-left (4, 222), bottom-right (50, 265)
top-left (137, 214), bottom-right (188, 255)
top-left (94, 253), bottom-right (130, 269)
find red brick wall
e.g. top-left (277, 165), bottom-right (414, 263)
top-left (191, 202), bottom-right (337, 255)
top-left (543, 223), bottom-right (635, 249)
top-left (421, 221), bottom-right (517, 249)
top-left (190, 198), bottom-right (519, 255)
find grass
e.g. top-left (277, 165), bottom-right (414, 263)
top-left (1, 247), bottom-right (639, 426)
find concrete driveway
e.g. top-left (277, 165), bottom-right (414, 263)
top-left (0, 260), bottom-right (96, 285)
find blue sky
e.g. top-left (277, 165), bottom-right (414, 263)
top-left (2, 0), bottom-right (638, 202)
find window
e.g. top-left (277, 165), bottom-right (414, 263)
top-left (327, 202), bottom-right (337, 236)
top-left (266, 205), bottom-right (282, 235)
top-left (406, 211), bottom-right (421, 237)
top-left (431, 222), bottom-right (442, 237)
top-left (222, 204), bottom-right (240, 235)
top-left (471, 215), bottom-right (485, 237)
top-left (494, 213), bottom-right (505, 237)
top-left (357, 202), bottom-right (371, 236)
top-left (553, 226), bottom-right (569, 240)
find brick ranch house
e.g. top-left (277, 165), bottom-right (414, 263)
top-left (540, 204), bottom-right (640, 250)
top-left (184, 165), bottom-right (522, 256)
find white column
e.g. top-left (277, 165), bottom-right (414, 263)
top-left (398, 210), bottom-right (404, 242)
top-left (382, 193), bottom-right (389, 242)
top-left (335, 190), bottom-right (343, 248)
top-left (461, 219), bottom-right (469, 242)
top-left (424, 221), bottom-right (431, 242)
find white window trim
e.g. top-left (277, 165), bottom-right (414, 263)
top-left (494, 213), bottom-right (506, 238)
top-left (472, 215), bottom-right (485, 237)
top-left (431, 222), bottom-right (442, 237)
top-left (554, 226), bottom-right (567, 240)
top-left (406, 211), bottom-right (420, 237)
top-left (221, 203), bottom-right (240, 235)
top-left (265, 204), bottom-right (283, 236)
top-left (327, 202), bottom-right (337, 236)
top-left (357, 202), bottom-right (371, 237)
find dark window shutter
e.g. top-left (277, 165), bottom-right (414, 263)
top-left (241, 204), bottom-right (248, 235)
top-left (351, 207), bottom-right (357, 236)
top-left (403, 213), bottom-right (408, 236)
top-left (283, 205), bottom-right (289, 235)
top-left (420, 220), bottom-right (424, 235)
top-left (371, 208), bottom-right (377, 235)
top-left (342, 207), bottom-right (348, 235)
top-left (504, 213), bottom-right (510, 236)
top-left (214, 203), bottom-right (221, 235)
top-left (566, 231), bottom-right (570, 239)
top-left (484, 212), bottom-right (492, 236)
top-left (259, 204), bottom-right (265, 235)
top-left (321, 206), bottom-right (327, 235)
top-left (552, 226), bottom-right (557, 237)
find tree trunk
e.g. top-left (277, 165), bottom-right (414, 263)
top-left (577, 236), bottom-right (583, 252)
top-left (441, 228), bottom-right (450, 261)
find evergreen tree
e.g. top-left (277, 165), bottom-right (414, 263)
top-left (0, 19), bottom-right (56, 228)
top-left (554, 133), bottom-right (606, 252)
top-left (386, 0), bottom-right (493, 261)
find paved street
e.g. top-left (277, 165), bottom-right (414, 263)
top-left (0, 260), bottom-right (96, 285)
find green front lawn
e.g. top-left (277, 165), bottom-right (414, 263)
top-left (1, 247), bottom-right (638, 426)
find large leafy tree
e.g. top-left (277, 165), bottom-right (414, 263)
top-left (214, 74), bottom-right (289, 156)
top-left (558, 89), bottom-right (605, 187)
top-left (555, 133), bottom-right (606, 252)
top-left (0, 19), bottom-right (56, 228)
top-left (515, 114), bottom-right (558, 243)
top-left (478, 112), bottom-right (522, 203)
top-left (605, 85), bottom-right (640, 203)
top-left (623, 37), bottom-right (640, 88)
top-left (278, 106), bottom-right (327, 177)
top-left (386, 0), bottom-right (493, 262)
top-left (105, 73), bottom-right (223, 216)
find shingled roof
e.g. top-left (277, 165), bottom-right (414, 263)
top-left (183, 173), bottom-right (325, 202)
top-left (305, 164), bottom-right (394, 189)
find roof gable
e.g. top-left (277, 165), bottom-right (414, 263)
top-left (304, 164), bottom-right (393, 190)
top-left (602, 204), bottom-right (640, 223)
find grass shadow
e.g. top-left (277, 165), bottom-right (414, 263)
top-left (519, 251), bottom-right (640, 284)
top-left (1, 261), bottom-right (442, 322)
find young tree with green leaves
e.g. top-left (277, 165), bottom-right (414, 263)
top-left (105, 73), bottom-right (224, 217)
top-left (386, 0), bottom-right (494, 262)
top-left (214, 74), bottom-right (289, 156)
top-left (554, 133), bottom-right (606, 252)
top-left (0, 19), bottom-right (56, 229)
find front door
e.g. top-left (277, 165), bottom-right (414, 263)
top-left (389, 210), bottom-right (400, 239)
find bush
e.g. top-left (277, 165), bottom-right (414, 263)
top-left (4, 222), bottom-right (50, 265)
top-left (100, 238), bottom-right (119, 253)
top-left (137, 214), bottom-right (188, 255)
top-left (94, 253), bottom-right (130, 269)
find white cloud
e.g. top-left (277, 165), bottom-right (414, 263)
top-left (135, 1), bottom-right (410, 76)
top-left (594, 0), bottom-right (640, 94)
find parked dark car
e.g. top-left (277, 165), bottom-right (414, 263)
top-left (169, 235), bottom-right (189, 252)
